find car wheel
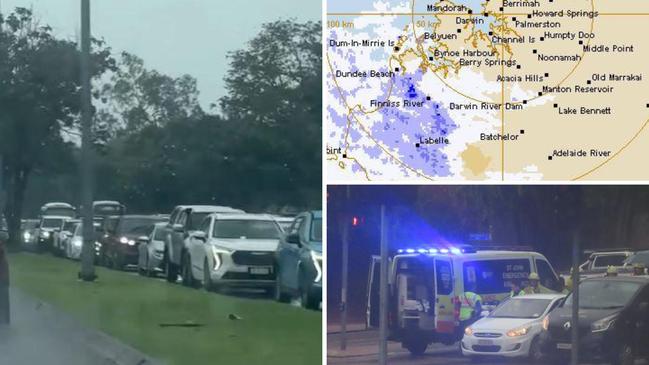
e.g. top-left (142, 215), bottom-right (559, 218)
top-left (529, 336), bottom-right (544, 362)
top-left (404, 338), bottom-right (428, 356)
top-left (613, 342), bottom-right (634, 365)
top-left (113, 252), bottom-right (124, 270)
top-left (274, 267), bottom-right (291, 303)
top-left (145, 252), bottom-right (155, 277)
top-left (165, 251), bottom-right (178, 283)
top-left (203, 259), bottom-right (214, 292)
top-left (182, 253), bottom-right (196, 288)
top-left (299, 268), bottom-right (319, 310)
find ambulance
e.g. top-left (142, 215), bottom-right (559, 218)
top-left (366, 246), bottom-right (562, 355)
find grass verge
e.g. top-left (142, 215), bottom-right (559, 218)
top-left (9, 252), bottom-right (321, 365)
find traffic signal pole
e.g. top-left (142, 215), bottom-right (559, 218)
top-left (378, 205), bottom-right (388, 365)
top-left (571, 233), bottom-right (580, 365)
top-left (78, 0), bottom-right (96, 281)
top-left (340, 185), bottom-right (350, 351)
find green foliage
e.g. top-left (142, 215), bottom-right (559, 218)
top-left (0, 7), bottom-right (114, 246)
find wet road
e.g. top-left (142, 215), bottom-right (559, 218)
top-left (0, 286), bottom-right (162, 365)
top-left (327, 329), bottom-right (647, 365)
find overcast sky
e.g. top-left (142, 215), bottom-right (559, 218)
top-left (1, 0), bottom-right (320, 109)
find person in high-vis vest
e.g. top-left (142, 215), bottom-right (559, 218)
top-left (605, 266), bottom-right (618, 277)
top-left (509, 280), bottom-right (524, 298)
top-left (523, 272), bottom-right (553, 294)
top-left (562, 276), bottom-right (573, 294)
top-left (632, 263), bottom-right (646, 276)
top-left (459, 282), bottom-right (482, 332)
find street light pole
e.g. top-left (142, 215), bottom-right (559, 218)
top-left (78, 0), bottom-right (96, 281)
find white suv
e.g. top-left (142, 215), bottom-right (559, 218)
top-left (184, 213), bottom-right (282, 291)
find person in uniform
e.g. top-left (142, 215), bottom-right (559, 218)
top-left (632, 263), bottom-right (646, 276)
top-left (523, 272), bottom-right (555, 294)
top-left (459, 282), bottom-right (482, 333)
top-left (509, 280), bottom-right (524, 298)
top-left (605, 266), bottom-right (618, 277)
top-left (562, 276), bottom-right (573, 294)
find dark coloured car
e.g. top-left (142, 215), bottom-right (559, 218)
top-left (99, 215), bottom-right (167, 270)
top-left (541, 276), bottom-right (649, 365)
top-left (274, 210), bottom-right (322, 309)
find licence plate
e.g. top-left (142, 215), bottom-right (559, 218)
top-left (249, 267), bottom-right (271, 275)
top-left (478, 340), bottom-right (493, 345)
top-left (557, 343), bottom-right (572, 350)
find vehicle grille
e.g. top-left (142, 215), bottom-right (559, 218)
top-left (474, 332), bottom-right (502, 338)
top-left (231, 251), bottom-right (275, 266)
top-left (472, 345), bottom-right (501, 353)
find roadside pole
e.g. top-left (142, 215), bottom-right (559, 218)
top-left (571, 232), bottom-right (580, 365)
top-left (78, 0), bottom-right (96, 281)
top-left (339, 185), bottom-right (349, 350)
top-left (378, 205), bottom-right (388, 365)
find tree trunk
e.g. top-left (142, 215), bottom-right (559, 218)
top-left (3, 164), bottom-right (30, 251)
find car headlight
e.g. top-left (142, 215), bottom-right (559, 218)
top-left (120, 236), bottom-right (135, 245)
top-left (42, 231), bottom-right (51, 238)
top-left (591, 314), bottom-right (617, 333)
top-left (210, 245), bottom-right (231, 271)
top-left (542, 315), bottom-right (550, 331)
top-left (464, 327), bottom-right (474, 336)
top-left (311, 250), bottom-right (322, 283)
top-left (23, 232), bottom-right (31, 241)
top-left (506, 326), bottom-right (531, 337)
top-left (72, 238), bottom-right (82, 247)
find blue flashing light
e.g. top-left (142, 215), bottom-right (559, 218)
top-left (397, 249), bottom-right (404, 253)
top-left (405, 248), bottom-right (415, 254)
top-left (429, 248), bottom-right (438, 254)
top-left (450, 247), bottom-right (462, 255)
top-left (417, 248), bottom-right (428, 254)
top-left (440, 248), bottom-right (449, 254)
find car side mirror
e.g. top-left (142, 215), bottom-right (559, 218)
top-left (172, 223), bottom-right (184, 232)
top-left (138, 236), bottom-right (150, 243)
top-left (480, 310), bottom-right (490, 318)
top-left (286, 233), bottom-right (300, 246)
top-left (193, 231), bottom-right (207, 242)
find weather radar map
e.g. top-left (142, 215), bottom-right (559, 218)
top-left (326, 0), bottom-right (649, 181)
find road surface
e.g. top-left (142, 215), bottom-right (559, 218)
top-left (327, 328), bottom-right (647, 365)
top-left (0, 287), bottom-right (160, 365)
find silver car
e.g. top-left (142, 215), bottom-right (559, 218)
top-left (137, 222), bottom-right (167, 277)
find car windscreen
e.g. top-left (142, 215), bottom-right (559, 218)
top-left (625, 252), bottom-right (649, 267)
top-left (592, 254), bottom-right (627, 268)
top-left (463, 259), bottom-right (531, 295)
top-left (490, 298), bottom-right (552, 319)
top-left (564, 280), bottom-right (642, 309)
top-left (23, 221), bottom-right (39, 229)
top-left (311, 217), bottom-right (322, 241)
top-left (63, 221), bottom-right (77, 232)
top-left (94, 204), bottom-right (124, 216)
top-left (212, 220), bottom-right (280, 239)
top-left (43, 208), bottom-right (75, 217)
top-left (153, 226), bottom-right (166, 240)
top-left (189, 212), bottom-right (210, 231)
top-left (41, 218), bottom-right (64, 229)
top-left (117, 218), bottom-right (159, 235)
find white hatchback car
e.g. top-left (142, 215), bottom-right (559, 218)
top-left (184, 213), bottom-right (282, 291)
top-left (462, 293), bottom-right (565, 361)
